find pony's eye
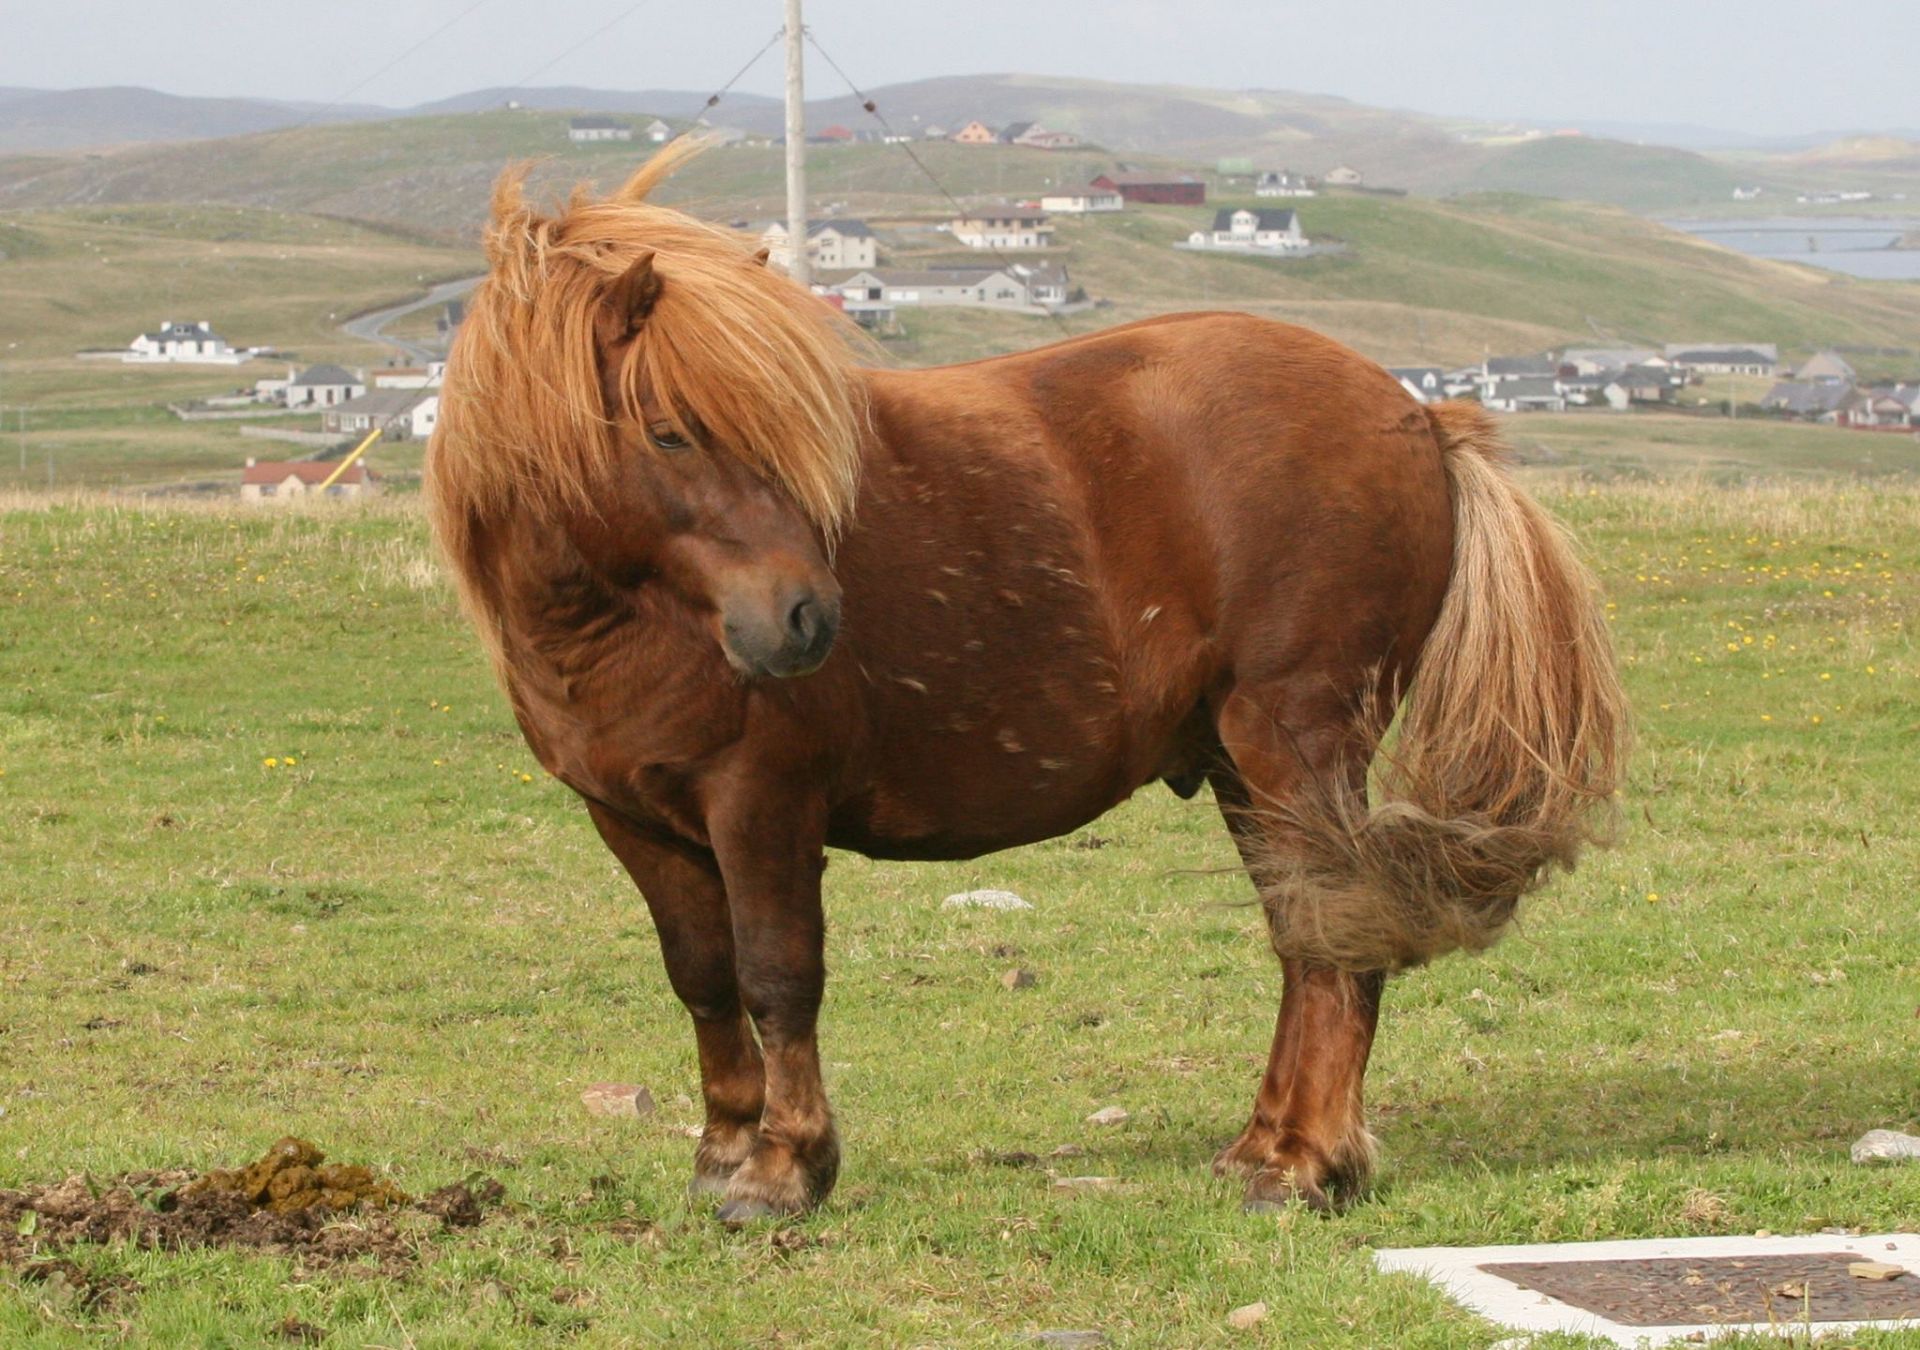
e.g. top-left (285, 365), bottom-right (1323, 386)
top-left (647, 422), bottom-right (690, 451)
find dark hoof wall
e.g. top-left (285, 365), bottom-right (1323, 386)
top-left (715, 1198), bottom-right (781, 1227)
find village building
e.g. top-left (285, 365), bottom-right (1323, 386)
top-left (814, 264), bottom-right (1069, 313)
top-left (1255, 170), bottom-right (1316, 198)
top-left (1795, 351), bottom-right (1857, 384)
top-left (1388, 367), bottom-right (1446, 404)
top-left (813, 124), bottom-right (856, 143)
top-left (1186, 207), bottom-right (1307, 251)
top-left (284, 364), bottom-right (365, 409)
top-left (1091, 171), bottom-right (1205, 205)
top-left (1839, 388), bottom-right (1915, 428)
top-left (759, 219), bottom-right (878, 272)
top-left (126, 320), bottom-right (248, 365)
top-left (946, 207), bottom-right (1054, 249)
top-left (567, 116), bottom-right (631, 143)
top-left (1762, 381), bottom-right (1853, 420)
top-left (1039, 185), bottom-right (1123, 213)
top-left (320, 388), bottom-right (435, 439)
top-left (950, 121), bottom-right (999, 145)
top-left (1014, 127), bottom-right (1081, 150)
top-left (1558, 347), bottom-right (1659, 376)
top-left (372, 361), bottom-right (446, 391)
top-left (1481, 376), bottom-right (1566, 413)
top-left (240, 458), bottom-right (379, 502)
top-left (644, 118), bottom-right (671, 144)
top-left (1663, 343), bottom-right (1779, 377)
top-left (1323, 165), bottom-right (1364, 186)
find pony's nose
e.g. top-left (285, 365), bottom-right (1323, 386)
top-left (787, 595), bottom-right (828, 647)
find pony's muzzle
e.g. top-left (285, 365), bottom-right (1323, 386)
top-left (721, 581), bottom-right (841, 679)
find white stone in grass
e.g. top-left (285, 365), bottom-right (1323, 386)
top-left (581, 1083), bottom-right (657, 1119)
top-left (1852, 1128), bottom-right (1920, 1164)
top-left (941, 889), bottom-right (1031, 911)
top-left (1085, 1105), bottom-right (1130, 1127)
top-left (1026, 1333), bottom-right (1106, 1348)
top-left (1226, 1301), bottom-right (1268, 1330)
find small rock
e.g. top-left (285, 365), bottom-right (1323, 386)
top-left (1850, 1261), bottom-right (1908, 1281)
top-left (1851, 1129), bottom-right (1920, 1164)
top-left (942, 889), bottom-right (1032, 911)
top-left (1085, 1105), bottom-right (1130, 1127)
top-left (581, 1083), bottom-right (656, 1119)
top-left (1026, 1333), bottom-right (1106, 1348)
top-left (1226, 1301), bottom-right (1268, 1330)
top-left (1002, 968), bottom-right (1037, 991)
top-left (1049, 1144), bottom-right (1085, 1159)
top-left (1051, 1175), bottom-right (1121, 1192)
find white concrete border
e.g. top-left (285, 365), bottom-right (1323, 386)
top-left (1374, 1233), bottom-right (1920, 1347)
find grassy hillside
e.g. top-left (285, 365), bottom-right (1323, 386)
top-left (2, 485), bottom-right (1919, 1343)
top-left (0, 204), bottom-right (476, 359)
top-left (1452, 137), bottom-right (1758, 213)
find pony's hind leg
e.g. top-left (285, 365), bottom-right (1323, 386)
top-left (586, 805), bottom-right (766, 1196)
top-left (1209, 690), bottom-right (1387, 1211)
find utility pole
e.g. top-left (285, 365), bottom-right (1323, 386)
top-left (783, 0), bottom-right (809, 288)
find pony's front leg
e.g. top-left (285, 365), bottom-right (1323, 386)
top-left (708, 791), bottom-right (838, 1225)
top-left (585, 804), bottom-right (766, 1195)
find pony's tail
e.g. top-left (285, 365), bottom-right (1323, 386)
top-left (1257, 401), bottom-right (1629, 972)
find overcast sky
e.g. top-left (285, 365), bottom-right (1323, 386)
top-left (4, 0), bottom-right (1915, 136)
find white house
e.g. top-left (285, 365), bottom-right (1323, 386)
top-left (816, 266), bottom-right (1057, 312)
top-left (410, 395), bottom-right (439, 439)
top-left (1324, 165), bottom-right (1364, 186)
top-left (568, 116), bottom-right (631, 143)
top-left (947, 208), bottom-right (1053, 249)
top-left (1663, 343), bottom-right (1779, 377)
top-left (372, 361), bottom-right (446, 390)
top-left (644, 118), bottom-right (671, 144)
top-left (1187, 207), bottom-right (1307, 251)
top-left (1481, 376), bottom-right (1565, 413)
top-left (1255, 171), bottom-right (1317, 198)
top-left (1387, 367), bottom-right (1446, 404)
top-left (760, 219), bottom-right (878, 272)
top-left (126, 320), bottom-right (248, 365)
top-left (284, 364), bottom-right (365, 409)
top-left (322, 388), bottom-right (432, 437)
top-left (1039, 187), bottom-right (1123, 213)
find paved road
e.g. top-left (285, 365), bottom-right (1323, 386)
top-left (340, 275), bottom-right (481, 363)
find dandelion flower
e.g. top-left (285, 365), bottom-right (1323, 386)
top-left (1646, 892), bottom-right (1660, 903)
top-left (264, 757), bottom-right (278, 768)
top-left (284, 756), bottom-right (298, 767)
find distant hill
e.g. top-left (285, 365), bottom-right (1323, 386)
top-left (0, 86), bottom-right (383, 153)
top-left (410, 85), bottom-right (782, 121)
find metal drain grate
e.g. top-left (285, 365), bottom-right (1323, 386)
top-left (1479, 1252), bottom-right (1919, 1327)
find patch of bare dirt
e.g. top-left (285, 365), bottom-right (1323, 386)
top-left (0, 1136), bottom-right (505, 1289)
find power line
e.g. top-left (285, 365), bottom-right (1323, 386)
top-left (662, 28), bottom-right (785, 146)
top-left (297, 0), bottom-right (498, 128)
top-left (802, 28), bottom-right (1078, 341)
top-left (496, 0), bottom-right (659, 98)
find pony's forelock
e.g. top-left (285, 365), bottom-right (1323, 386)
top-left (427, 140), bottom-right (864, 667)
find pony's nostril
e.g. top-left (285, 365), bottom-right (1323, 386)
top-left (787, 596), bottom-right (819, 642)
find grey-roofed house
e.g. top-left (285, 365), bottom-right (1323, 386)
top-left (285, 364), bottom-right (365, 409)
top-left (1795, 351), bottom-right (1857, 384)
top-left (1482, 376), bottom-right (1566, 413)
top-left (568, 116), bottom-right (631, 143)
top-left (1389, 367), bottom-right (1446, 404)
top-left (1663, 342), bottom-right (1779, 376)
top-left (1187, 207), bottom-right (1306, 251)
top-left (321, 388), bottom-right (433, 438)
top-left (816, 266), bottom-right (1050, 312)
top-left (1484, 354), bottom-right (1559, 380)
top-left (1761, 380), bottom-right (1852, 419)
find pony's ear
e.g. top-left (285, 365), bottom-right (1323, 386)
top-left (749, 246), bottom-right (771, 267)
top-left (595, 251), bottom-right (662, 348)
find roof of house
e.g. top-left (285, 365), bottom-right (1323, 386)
top-left (290, 364), bottom-right (360, 387)
top-left (950, 207), bottom-right (1051, 222)
top-left (1097, 171), bottom-right (1202, 186)
top-left (1486, 355), bottom-right (1558, 377)
top-left (242, 460), bottom-right (373, 486)
top-left (328, 389), bottom-right (429, 417)
top-left (1389, 366), bottom-right (1445, 384)
top-left (1000, 121), bottom-right (1035, 142)
top-left (862, 268), bottom-right (1012, 287)
top-left (1010, 262), bottom-right (1069, 287)
top-left (1667, 346), bottom-right (1779, 366)
top-left (1213, 207), bottom-right (1297, 231)
top-left (1618, 363), bottom-right (1680, 385)
top-left (1796, 351), bottom-right (1858, 382)
top-left (809, 218), bottom-right (873, 238)
top-left (1663, 341), bottom-right (1779, 361)
top-left (141, 321), bottom-right (222, 342)
top-left (1500, 377), bottom-right (1562, 400)
top-left (1762, 380), bottom-right (1852, 414)
top-left (568, 116), bottom-right (627, 130)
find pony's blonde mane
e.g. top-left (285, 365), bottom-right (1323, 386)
top-left (426, 140), bottom-right (863, 655)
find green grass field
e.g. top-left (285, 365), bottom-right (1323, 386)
top-left (2, 479), bottom-right (1919, 1346)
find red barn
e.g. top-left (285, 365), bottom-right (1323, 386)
top-left (1090, 171), bottom-right (1206, 205)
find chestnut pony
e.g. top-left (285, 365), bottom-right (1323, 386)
top-left (427, 143), bottom-right (1626, 1222)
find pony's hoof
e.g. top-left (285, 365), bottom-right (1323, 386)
top-left (715, 1197), bottom-right (781, 1227)
top-left (1243, 1168), bottom-right (1333, 1215)
top-left (687, 1171), bottom-right (733, 1198)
